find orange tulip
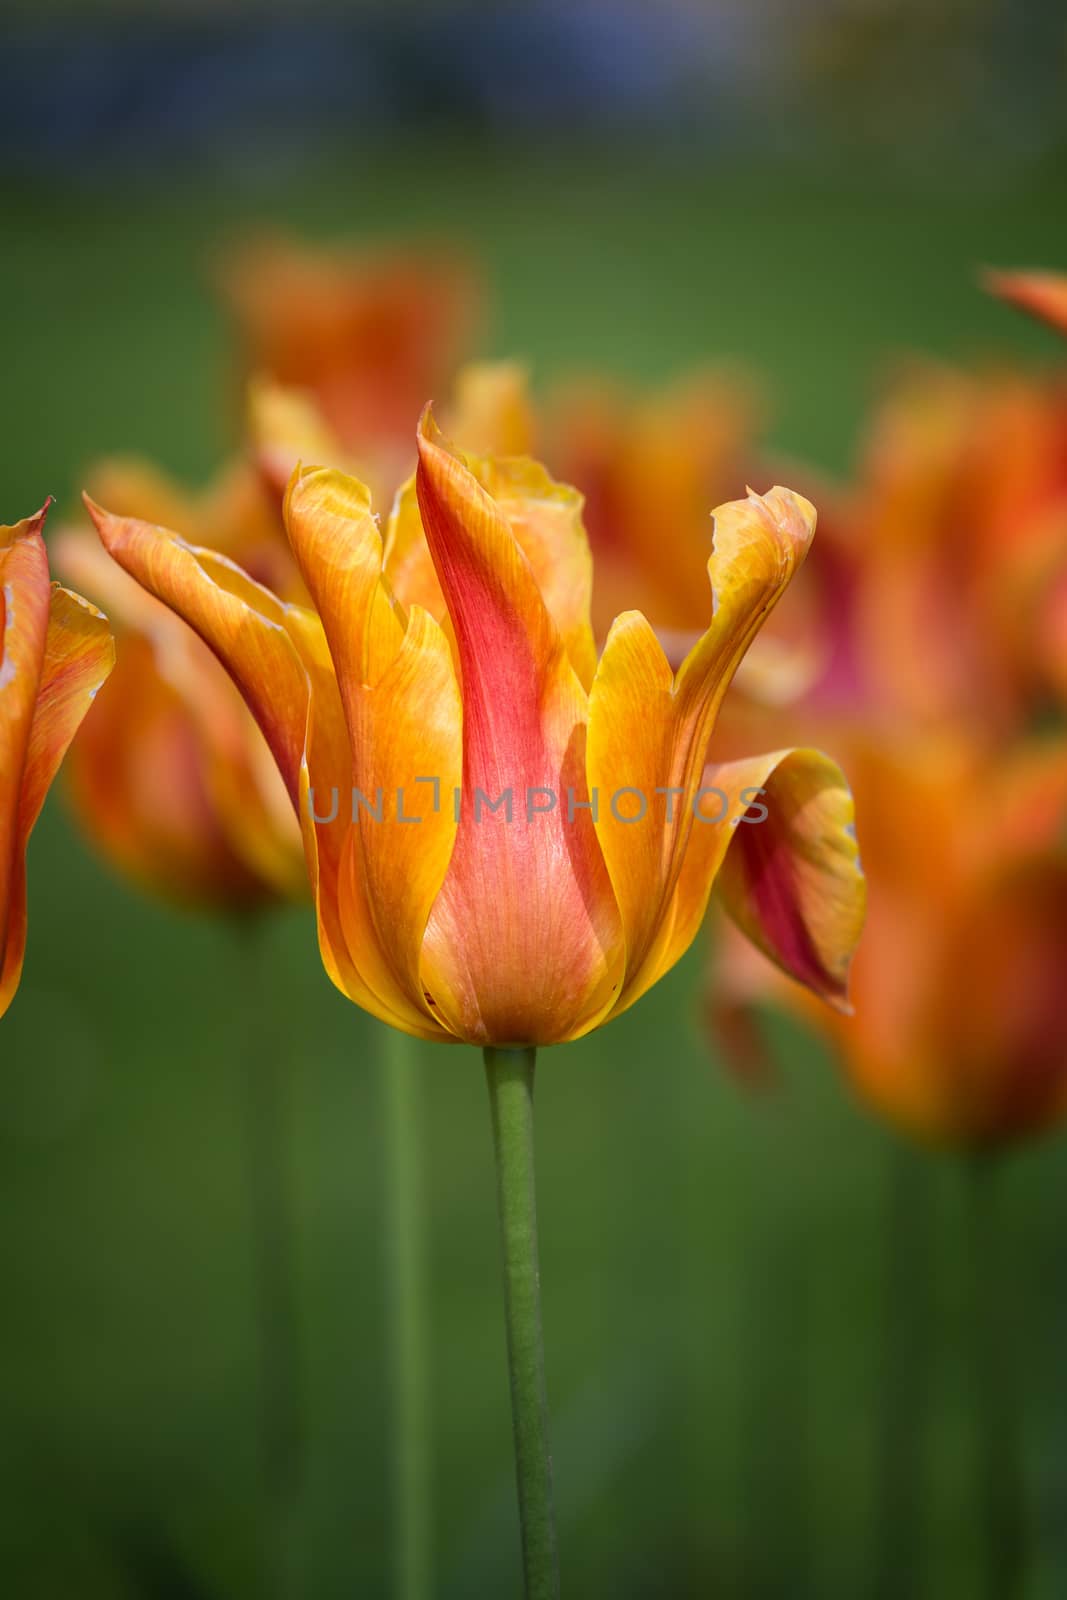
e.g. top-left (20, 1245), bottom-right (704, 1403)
top-left (86, 413), bottom-right (865, 1046)
top-left (220, 236), bottom-right (480, 500)
top-left (704, 354), bottom-right (1067, 1148)
top-left (776, 733), bottom-right (1067, 1147)
top-left (54, 459), bottom-right (306, 909)
top-left (1, 502), bottom-right (114, 1018)
top-left (984, 269), bottom-right (1067, 708)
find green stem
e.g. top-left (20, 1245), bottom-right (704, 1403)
top-left (873, 1140), bottom-right (932, 1600)
top-left (383, 1027), bottom-right (431, 1600)
top-left (235, 916), bottom-right (302, 1598)
top-left (966, 1153), bottom-right (1025, 1600)
top-left (483, 1046), bottom-right (559, 1600)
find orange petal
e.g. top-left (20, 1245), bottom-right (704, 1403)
top-left (283, 466), bottom-right (405, 707)
top-left (465, 452), bottom-right (597, 689)
top-left (708, 749), bottom-right (865, 1011)
top-left (382, 472), bottom-right (446, 620)
top-left (1, 507), bottom-right (53, 1012)
top-left (384, 444), bottom-right (599, 687)
top-left (220, 236), bottom-right (480, 455)
top-left (0, 507), bottom-right (52, 978)
top-left (588, 487), bottom-right (816, 1010)
top-left (985, 268), bottom-right (1067, 337)
top-left (414, 409), bottom-right (621, 1045)
top-left (284, 606), bottom-right (457, 1040)
top-left (87, 494), bottom-right (447, 1033)
top-left (57, 521), bottom-right (305, 905)
top-left (445, 360), bottom-right (536, 457)
top-left (63, 632), bottom-right (282, 908)
top-left (283, 465), bottom-right (462, 1036)
top-left (86, 500), bottom-right (310, 809)
top-left (248, 376), bottom-right (353, 503)
top-left (2, 566), bottom-right (114, 1017)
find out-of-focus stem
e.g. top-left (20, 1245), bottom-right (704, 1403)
top-left (383, 1026), bottom-right (432, 1600)
top-left (873, 1139), bottom-right (932, 1600)
top-left (967, 1153), bottom-right (1025, 1600)
top-left (236, 915), bottom-right (303, 1598)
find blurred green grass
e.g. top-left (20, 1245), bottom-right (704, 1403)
top-left (3, 143), bottom-right (1067, 1598)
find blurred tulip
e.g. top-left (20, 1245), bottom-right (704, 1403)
top-left (54, 459), bottom-right (306, 910)
top-left (220, 236), bottom-right (480, 502)
top-left (792, 732), bottom-right (1067, 1147)
top-left (705, 355), bottom-right (1067, 1150)
top-left (544, 369), bottom-right (763, 637)
top-left (1, 502), bottom-right (114, 1018)
top-left (841, 364), bottom-right (1067, 733)
top-left (985, 269), bottom-right (1067, 709)
top-left (85, 412), bottom-right (864, 1046)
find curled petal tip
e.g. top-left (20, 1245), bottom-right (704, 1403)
top-left (416, 402), bottom-right (445, 451)
top-left (283, 461), bottom-right (374, 528)
top-left (1, 498), bottom-right (54, 549)
top-left (82, 492), bottom-right (109, 529)
top-left (50, 583), bottom-right (111, 627)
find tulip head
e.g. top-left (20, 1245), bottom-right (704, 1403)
top-left (89, 414), bottom-right (865, 1047)
top-left (220, 236), bottom-right (480, 470)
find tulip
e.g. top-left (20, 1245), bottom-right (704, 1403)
top-left (220, 236), bottom-right (479, 500)
top-left (707, 360), bottom-right (1067, 1141)
top-left (1, 502), bottom-right (114, 1019)
top-left (87, 413), bottom-right (864, 1596)
top-left (54, 458), bottom-right (306, 909)
top-left (753, 731), bottom-right (1067, 1149)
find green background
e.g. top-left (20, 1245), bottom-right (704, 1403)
top-left (3, 146), bottom-right (1067, 1597)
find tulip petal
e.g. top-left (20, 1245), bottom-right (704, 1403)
top-left (446, 360), bottom-right (536, 457)
top-left (415, 409), bottom-right (621, 1045)
top-left (383, 473), bottom-right (446, 619)
top-left (20, 586), bottom-right (117, 835)
top-left (707, 749), bottom-right (865, 1010)
top-left (384, 445), bottom-right (598, 688)
top-left (985, 268), bottom-right (1067, 337)
top-left (467, 453), bottom-right (597, 689)
top-left (64, 631), bottom-right (275, 907)
top-left (588, 488), bottom-right (816, 1008)
top-left (283, 465), bottom-right (405, 707)
top-left (86, 500), bottom-right (310, 809)
top-left (86, 497), bottom-right (444, 1030)
top-left (284, 606), bottom-right (456, 1040)
top-left (282, 463), bottom-right (464, 1033)
top-left (340, 603), bottom-right (463, 1036)
top-left (248, 376), bottom-right (350, 501)
top-left (2, 576), bottom-right (114, 1017)
top-left (0, 506), bottom-right (53, 1006)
